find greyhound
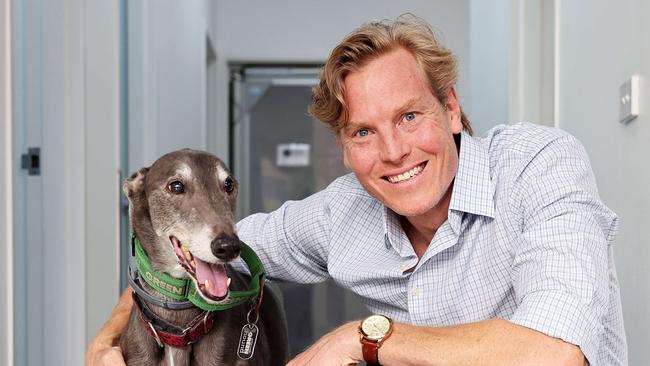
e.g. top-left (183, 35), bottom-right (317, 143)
top-left (120, 149), bottom-right (288, 366)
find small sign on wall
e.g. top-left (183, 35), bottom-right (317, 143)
top-left (276, 143), bottom-right (310, 167)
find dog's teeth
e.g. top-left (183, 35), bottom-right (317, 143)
top-left (204, 279), bottom-right (210, 289)
top-left (227, 277), bottom-right (231, 287)
top-left (181, 245), bottom-right (193, 261)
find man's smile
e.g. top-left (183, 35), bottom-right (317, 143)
top-left (383, 161), bottom-right (427, 183)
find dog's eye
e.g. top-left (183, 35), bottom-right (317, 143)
top-left (168, 181), bottom-right (185, 194)
top-left (224, 177), bottom-right (234, 193)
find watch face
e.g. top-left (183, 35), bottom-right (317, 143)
top-left (361, 315), bottom-right (391, 340)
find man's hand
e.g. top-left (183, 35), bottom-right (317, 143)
top-left (85, 288), bottom-right (132, 366)
top-left (85, 345), bottom-right (125, 366)
top-left (287, 321), bottom-right (362, 366)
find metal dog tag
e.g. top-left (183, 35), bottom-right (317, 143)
top-left (237, 323), bottom-right (259, 360)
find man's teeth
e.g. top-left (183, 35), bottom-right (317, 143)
top-left (387, 164), bottom-right (424, 183)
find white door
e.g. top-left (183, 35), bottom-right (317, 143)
top-left (11, 0), bottom-right (45, 363)
top-left (10, 0), bottom-right (113, 364)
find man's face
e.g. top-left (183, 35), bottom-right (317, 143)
top-left (338, 47), bottom-right (462, 221)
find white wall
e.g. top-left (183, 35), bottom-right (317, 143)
top-left (127, 0), bottom-right (212, 170)
top-left (557, 0), bottom-right (649, 363)
top-left (0, 0), bottom-right (13, 364)
top-left (40, 1), bottom-right (87, 361)
top-left (84, 0), bottom-right (121, 347)
top-left (211, 0), bottom-right (471, 161)
top-left (507, 0), bottom-right (555, 127)
top-left (468, 0), bottom-right (510, 135)
top-left (469, 0), bottom-right (555, 135)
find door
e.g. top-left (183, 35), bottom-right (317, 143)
top-left (230, 65), bottom-right (370, 356)
top-left (11, 0), bottom-right (45, 363)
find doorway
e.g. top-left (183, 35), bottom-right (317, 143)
top-left (229, 64), bottom-right (371, 356)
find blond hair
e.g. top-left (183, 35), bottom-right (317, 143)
top-left (309, 14), bottom-right (473, 136)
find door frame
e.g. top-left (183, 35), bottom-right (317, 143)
top-left (508, 0), bottom-right (557, 126)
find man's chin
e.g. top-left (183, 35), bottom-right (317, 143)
top-left (385, 199), bottom-right (434, 217)
top-left (392, 206), bottom-right (433, 219)
top-left (384, 194), bottom-right (448, 220)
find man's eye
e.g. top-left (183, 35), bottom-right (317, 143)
top-left (168, 181), bottom-right (184, 194)
top-left (355, 129), bottom-right (369, 137)
top-left (404, 112), bottom-right (416, 122)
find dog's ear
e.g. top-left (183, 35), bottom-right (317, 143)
top-left (123, 167), bottom-right (149, 200)
top-left (123, 167), bottom-right (155, 242)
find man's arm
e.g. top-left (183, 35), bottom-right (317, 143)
top-left (237, 190), bottom-right (332, 284)
top-left (85, 287), bottom-right (133, 366)
top-left (288, 318), bottom-right (587, 366)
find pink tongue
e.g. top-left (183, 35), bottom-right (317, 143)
top-left (194, 257), bottom-right (228, 299)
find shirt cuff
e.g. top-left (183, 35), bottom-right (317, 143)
top-left (510, 290), bottom-right (603, 364)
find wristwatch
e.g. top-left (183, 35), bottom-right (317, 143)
top-left (358, 314), bottom-right (393, 366)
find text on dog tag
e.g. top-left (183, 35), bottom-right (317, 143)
top-left (237, 323), bottom-right (259, 360)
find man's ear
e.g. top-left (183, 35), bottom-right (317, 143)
top-left (445, 87), bottom-right (462, 134)
top-left (123, 167), bottom-right (149, 202)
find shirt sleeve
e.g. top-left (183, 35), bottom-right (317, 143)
top-left (509, 134), bottom-right (618, 365)
top-left (235, 189), bottom-right (332, 283)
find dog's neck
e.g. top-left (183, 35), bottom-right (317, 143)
top-left (130, 219), bottom-right (203, 325)
top-left (135, 274), bottom-right (203, 324)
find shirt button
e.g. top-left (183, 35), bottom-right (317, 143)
top-left (411, 287), bottom-right (420, 296)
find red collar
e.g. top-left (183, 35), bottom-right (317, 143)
top-left (132, 292), bottom-right (216, 348)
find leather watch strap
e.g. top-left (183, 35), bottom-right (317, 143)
top-left (361, 338), bottom-right (379, 365)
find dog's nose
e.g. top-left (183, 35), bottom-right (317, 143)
top-left (211, 234), bottom-right (241, 261)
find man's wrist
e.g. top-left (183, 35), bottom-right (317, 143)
top-left (86, 338), bottom-right (110, 364)
top-left (334, 321), bottom-right (366, 363)
top-left (358, 315), bottom-right (394, 365)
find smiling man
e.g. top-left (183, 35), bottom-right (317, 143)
top-left (337, 46), bottom-right (462, 259)
top-left (88, 15), bottom-right (627, 366)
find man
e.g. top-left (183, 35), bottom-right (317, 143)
top-left (88, 16), bottom-right (627, 365)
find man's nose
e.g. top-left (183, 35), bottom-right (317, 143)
top-left (378, 130), bottom-right (410, 163)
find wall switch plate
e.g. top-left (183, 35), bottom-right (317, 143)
top-left (619, 75), bottom-right (640, 123)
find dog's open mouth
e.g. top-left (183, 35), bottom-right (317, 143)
top-left (170, 236), bottom-right (231, 301)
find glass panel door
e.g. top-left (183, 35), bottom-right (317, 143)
top-left (230, 65), bottom-right (370, 356)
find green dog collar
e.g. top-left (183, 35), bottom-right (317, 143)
top-left (133, 235), bottom-right (265, 311)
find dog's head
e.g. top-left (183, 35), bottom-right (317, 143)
top-left (124, 149), bottom-right (240, 303)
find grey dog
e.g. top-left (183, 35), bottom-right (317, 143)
top-left (120, 149), bottom-right (288, 365)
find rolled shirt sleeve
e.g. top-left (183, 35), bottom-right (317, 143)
top-left (509, 135), bottom-right (618, 364)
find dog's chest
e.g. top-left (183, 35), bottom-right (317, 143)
top-left (163, 346), bottom-right (189, 366)
top-left (189, 312), bottom-right (269, 366)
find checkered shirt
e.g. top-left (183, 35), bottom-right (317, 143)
top-left (237, 123), bottom-right (627, 365)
